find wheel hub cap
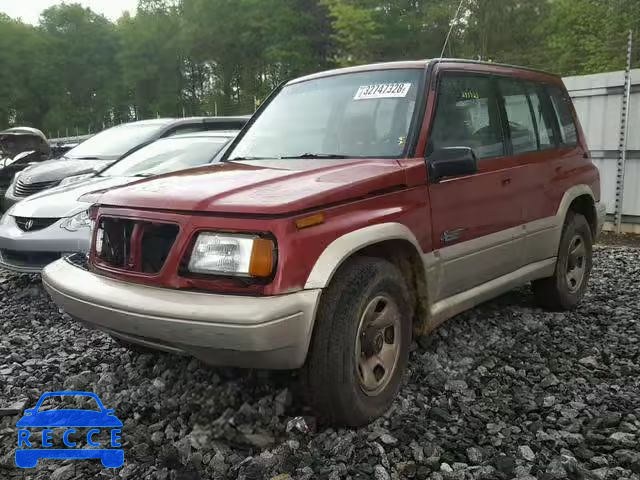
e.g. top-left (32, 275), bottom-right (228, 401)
top-left (355, 295), bottom-right (401, 396)
top-left (566, 234), bottom-right (586, 293)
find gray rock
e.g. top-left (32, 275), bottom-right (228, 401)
top-left (518, 445), bottom-right (536, 462)
top-left (540, 374), bottom-right (560, 388)
top-left (546, 457), bottom-right (568, 479)
top-left (494, 456), bottom-right (516, 475)
top-left (380, 433), bottom-right (398, 445)
top-left (374, 465), bottom-right (391, 480)
top-left (51, 465), bottom-right (75, 480)
top-left (578, 356), bottom-right (599, 368)
top-left (440, 462), bottom-right (453, 472)
top-left (466, 446), bottom-right (483, 465)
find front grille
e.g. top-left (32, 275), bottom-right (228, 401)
top-left (13, 179), bottom-right (59, 198)
top-left (0, 249), bottom-right (62, 269)
top-left (14, 217), bottom-right (60, 232)
top-left (96, 217), bottom-right (179, 274)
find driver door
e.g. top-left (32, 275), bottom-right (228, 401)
top-left (426, 70), bottom-right (524, 302)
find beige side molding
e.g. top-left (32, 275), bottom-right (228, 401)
top-left (303, 185), bottom-right (595, 291)
top-left (304, 222), bottom-right (423, 289)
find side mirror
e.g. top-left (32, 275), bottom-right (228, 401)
top-left (428, 147), bottom-right (478, 182)
top-left (105, 409), bottom-right (115, 415)
top-left (23, 408), bottom-right (35, 415)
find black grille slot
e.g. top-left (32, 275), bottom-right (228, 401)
top-left (14, 179), bottom-right (59, 197)
top-left (65, 252), bottom-right (89, 271)
top-left (14, 217), bottom-right (60, 232)
top-left (0, 249), bottom-right (62, 269)
top-left (141, 224), bottom-right (180, 273)
top-left (96, 217), bottom-right (178, 274)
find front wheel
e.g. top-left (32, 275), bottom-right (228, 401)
top-left (532, 212), bottom-right (593, 310)
top-left (302, 257), bottom-right (412, 427)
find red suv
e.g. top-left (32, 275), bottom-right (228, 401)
top-left (43, 59), bottom-right (605, 426)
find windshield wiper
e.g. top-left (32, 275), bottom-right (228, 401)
top-left (132, 173), bottom-right (154, 178)
top-left (281, 153), bottom-right (348, 159)
top-left (74, 156), bottom-right (101, 160)
top-left (228, 156), bottom-right (280, 161)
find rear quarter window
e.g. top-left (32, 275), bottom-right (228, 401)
top-left (548, 87), bottom-right (578, 146)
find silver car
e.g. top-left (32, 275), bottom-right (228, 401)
top-left (0, 131), bottom-right (237, 273)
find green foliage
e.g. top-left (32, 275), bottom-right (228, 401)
top-left (0, 0), bottom-right (637, 133)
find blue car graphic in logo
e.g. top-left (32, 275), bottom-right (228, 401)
top-left (15, 391), bottom-right (124, 468)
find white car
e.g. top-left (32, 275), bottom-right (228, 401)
top-left (0, 131), bottom-right (237, 273)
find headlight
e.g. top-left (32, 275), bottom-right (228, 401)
top-left (59, 173), bottom-right (94, 187)
top-left (188, 233), bottom-right (275, 277)
top-left (60, 210), bottom-right (92, 232)
top-left (0, 210), bottom-right (12, 225)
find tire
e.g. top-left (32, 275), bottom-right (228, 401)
top-left (532, 212), bottom-right (593, 310)
top-left (302, 256), bottom-right (412, 427)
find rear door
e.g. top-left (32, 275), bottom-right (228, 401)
top-left (426, 70), bottom-right (524, 302)
top-left (495, 77), bottom-right (562, 266)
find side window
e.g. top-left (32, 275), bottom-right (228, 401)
top-left (498, 79), bottom-right (537, 155)
top-left (527, 84), bottom-right (557, 150)
top-left (429, 73), bottom-right (505, 160)
top-left (548, 87), bottom-right (578, 146)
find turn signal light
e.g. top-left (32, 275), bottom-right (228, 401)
top-left (295, 213), bottom-right (325, 230)
top-left (249, 238), bottom-right (275, 277)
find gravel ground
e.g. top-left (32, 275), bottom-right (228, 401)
top-left (0, 245), bottom-right (638, 480)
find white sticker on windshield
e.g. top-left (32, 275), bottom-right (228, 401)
top-left (354, 83), bottom-right (412, 100)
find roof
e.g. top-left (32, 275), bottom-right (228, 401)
top-left (289, 60), bottom-right (429, 84)
top-left (288, 58), bottom-right (560, 85)
top-left (121, 116), bottom-right (250, 128)
top-left (0, 126), bottom-right (47, 140)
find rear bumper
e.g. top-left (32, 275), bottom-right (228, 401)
top-left (42, 259), bottom-right (321, 369)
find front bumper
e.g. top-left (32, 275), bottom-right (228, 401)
top-left (42, 259), bottom-right (321, 369)
top-left (0, 217), bottom-right (91, 273)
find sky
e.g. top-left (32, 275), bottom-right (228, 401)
top-left (0, 0), bottom-right (138, 24)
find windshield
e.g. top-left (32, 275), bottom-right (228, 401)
top-left (228, 69), bottom-right (423, 160)
top-left (100, 136), bottom-right (230, 177)
top-left (66, 123), bottom-right (165, 159)
top-left (37, 395), bottom-right (100, 412)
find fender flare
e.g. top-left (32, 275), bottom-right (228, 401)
top-left (555, 184), bottom-right (596, 220)
top-left (304, 222), bottom-right (423, 290)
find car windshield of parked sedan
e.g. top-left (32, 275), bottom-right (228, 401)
top-left (99, 136), bottom-right (231, 178)
top-left (227, 69), bottom-right (422, 160)
top-left (66, 123), bottom-right (166, 160)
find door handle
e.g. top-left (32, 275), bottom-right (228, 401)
top-left (501, 177), bottom-right (512, 186)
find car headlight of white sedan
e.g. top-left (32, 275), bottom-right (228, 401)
top-left (187, 233), bottom-right (275, 277)
top-left (60, 210), bottom-right (92, 232)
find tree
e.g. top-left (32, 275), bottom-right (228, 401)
top-left (38, 4), bottom-right (123, 133)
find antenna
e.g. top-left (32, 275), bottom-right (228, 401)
top-left (440, 0), bottom-right (467, 59)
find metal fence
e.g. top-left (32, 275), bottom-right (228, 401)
top-left (564, 67), bottom-right (640, 233)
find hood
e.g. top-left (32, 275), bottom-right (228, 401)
top-left (16, 410), bottom-right (123, 428)
top-left (95, 158), bottom-right (406, 215)
top-left (11, 176), bottom-right (135, 218)
top-left (17, 158), bottom-right (114, 184)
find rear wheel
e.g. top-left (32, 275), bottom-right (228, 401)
top-left (532, 212), bottom-right (593, 310)
top-left (303, 257), bottom-right (412, 426)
